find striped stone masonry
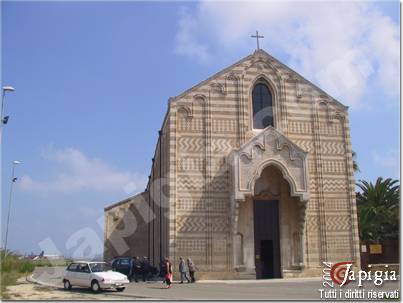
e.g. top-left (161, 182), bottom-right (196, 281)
top-left (104, 49), bottom-right (360, 278)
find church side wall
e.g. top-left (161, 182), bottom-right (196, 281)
top-left (104, 192), bottom-right (150, 260)
top-left (104, 115), bottom-right (171, 266)
top-left (148, 115), bottom-right (171, 266)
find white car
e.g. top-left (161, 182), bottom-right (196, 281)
top-left (62, 261), bottom-right (130, 292)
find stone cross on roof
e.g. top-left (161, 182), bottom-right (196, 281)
top-left (251, 30), bottom-right (264, 50)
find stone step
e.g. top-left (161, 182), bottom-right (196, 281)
top-left (237, 271), bottom-right (256, 280)
top-left (282, 269), bottom-right (303, 278)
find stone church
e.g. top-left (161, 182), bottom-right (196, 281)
top-left (104, 48), bottom-right (360, 279)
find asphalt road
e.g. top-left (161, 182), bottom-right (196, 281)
top-left (32, 267), bottom-right (400, 300)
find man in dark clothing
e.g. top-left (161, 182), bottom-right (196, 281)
top-left (159, 257), bottom-right (167, 278)
top-left (131, 256), bottom-right (141, 282)
top-left (140, 256), bottom-right (150, 282)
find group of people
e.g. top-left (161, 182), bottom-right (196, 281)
top-left (128, 256), bottom-right (197, 288)
top-left (162, 257), bottom-right (197, 288)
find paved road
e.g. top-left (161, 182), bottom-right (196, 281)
top-left (32, 267), bottom-right (400, 300)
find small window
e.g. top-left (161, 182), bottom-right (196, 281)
top-left (67, 263), bottom-right (79, 271)
top-left (90, 263), bottom-right (111, 272)
top-left (252, 82), bottom-right (274, 129)
top-left (78, 264), bottom-right (90, 273)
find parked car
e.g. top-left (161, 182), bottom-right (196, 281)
top-left (62, 261), bottom-right (129, 292)
top-left (111, 257), bottom-right (133, 279)
top-left (111, 257), bottom-right (159, 281)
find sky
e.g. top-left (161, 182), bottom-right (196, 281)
top-left (1, 1), bottom-right (400, 257)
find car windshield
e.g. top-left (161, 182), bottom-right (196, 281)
top-left (89, 263), bottom-right (111, 273)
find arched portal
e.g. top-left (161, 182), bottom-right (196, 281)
top-left (235, 164), bottom-right (306, 279)
top-left (228, 127), bottom-right (308, 278)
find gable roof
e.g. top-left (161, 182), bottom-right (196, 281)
top-left (104, 191), bottom-right (145, 211)
top-left (171, 49), bottom-right (348, 110)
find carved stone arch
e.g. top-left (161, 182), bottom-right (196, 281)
top-left (250, 159), bottom-right (306, 202)
top-left (317, 98), bottom-right (330, 108)
top-left (226, 72), bottom-right (240, 82)
top-left (228, 126), bottom-right (309, 203)
top-left (317, 98), bottom-right (333, 122)
top-left (317, 97), bottom-right (347, 123)
top-left (192, 94), bottom-right (208, 119)
top-left (331, 109), bottom-right (346, 123)
top-left (286, 73), bottom-right (303, 99)
top-left (176, 104), bottom-right (193, 118)
top-left (176, 104), bottom-right (193, 131)
top-left (225, 72), bottom-right (240, 93)
top-left (193, 93), bottom-right (207, 105)
top-left (210, 82), bottom-right (226, 96)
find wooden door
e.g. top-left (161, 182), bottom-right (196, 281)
top-left (253, 200), bottom-right (281, 279)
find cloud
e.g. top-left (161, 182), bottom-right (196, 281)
top-left (371, 149), bottom-right (399, 178)
top-left (174, 1), bottom-right (399, 107)
top-left (19, 147), bottom-right (147, 195)
top-left (174, 6), bottom-right (210, 63)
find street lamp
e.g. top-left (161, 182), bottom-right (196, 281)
top-left (1, 85), bottom-right (15, 126)
top-left (3, 160), bottom-right (22, 255)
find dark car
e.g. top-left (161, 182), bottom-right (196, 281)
top-left (111, 257), bottom-right (133, 279)
top-left (111, 257), bottom-right (160, 281)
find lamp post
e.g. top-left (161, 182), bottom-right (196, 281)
top-left (3, 160), bottom-right (21, 255)
top-left (1, 86), bottom-right (15, 127)
top-left (1, 86), bottom-right (16, 256)
top-left (1, 85), bottom-right (15, 150)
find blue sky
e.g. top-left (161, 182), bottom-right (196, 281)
top-left (2, 1), bottom-right (400, 257)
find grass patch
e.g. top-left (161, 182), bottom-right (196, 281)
top-left (0, 250), bottom-right (58, 299)
top-left (1, 252), bottom-right (35, 298)
top-left (0, 250), bottom-right (70, 298)
top-left (1, 270), bottom-right (26, 299)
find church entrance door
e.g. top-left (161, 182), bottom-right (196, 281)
top-left (253, 199), bottom-right (281, 279)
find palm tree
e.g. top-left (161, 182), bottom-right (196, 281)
top-left (356, 177), bottom-right (400, 242)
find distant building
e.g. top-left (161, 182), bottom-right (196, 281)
top-left (42, 254), bottom-right (63, 260)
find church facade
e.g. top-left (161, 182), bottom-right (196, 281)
top-left (104, 49), bottom-right (360, 279)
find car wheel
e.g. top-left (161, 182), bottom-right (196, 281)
top-left (116, 287), bottom-right (125, 292)
top-left (63, 280), bottom-right (72, 290)
top-left (91, 280), bottom-right (101, 293)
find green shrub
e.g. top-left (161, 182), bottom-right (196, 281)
top-left (19, 260), bottom-right (35, 273)
top-left (0, 250), bottom-right (37, 298)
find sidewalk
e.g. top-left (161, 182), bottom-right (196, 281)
top-left (198, 277), bottom-right (322, 284)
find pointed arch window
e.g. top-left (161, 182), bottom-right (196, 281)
top-left (252, 82), bottom-right (273, 129)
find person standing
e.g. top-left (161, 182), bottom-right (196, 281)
top-left (179, 257), bottom-right (190, 283)
top-left (187, 258), bottom-right (197, 283)
top-left (131, 256), bottom-right (141, 282)
top-left (141, 256), bottom-right (150, 282)
top-left (164, 258), bottom-right (173, 289)
top-left (159, 257), bottom-right (167, 278)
